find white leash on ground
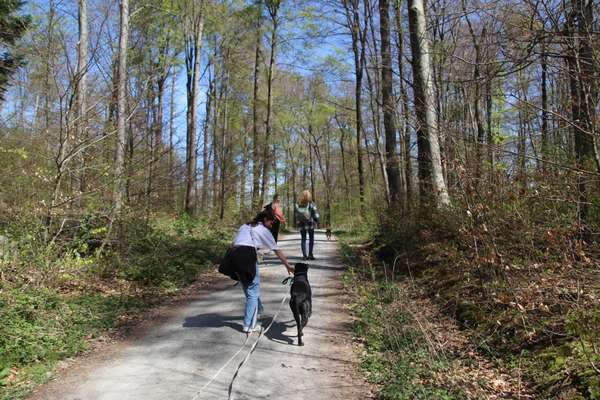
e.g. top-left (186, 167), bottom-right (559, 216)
top-left (191, 281), bottom-right (290, 400)
top-left (227, 290), bottom-right (289, 400)
top-left (191, 331), bottom-right (251, 400)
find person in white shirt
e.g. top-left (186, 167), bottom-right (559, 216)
top-left (231, 208), bottom-right (294, 333)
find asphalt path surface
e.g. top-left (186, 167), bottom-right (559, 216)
top-left (29, 230), bottom-right (372, 400)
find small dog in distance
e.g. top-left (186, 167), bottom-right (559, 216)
top-left (325, 227), bottom-right (332, 241)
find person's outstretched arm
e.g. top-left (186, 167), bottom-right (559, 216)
top-left (274, 249), bottom-right (294, 275)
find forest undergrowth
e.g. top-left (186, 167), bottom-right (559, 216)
top-left (342, 186), bottom-right (600, 399)
top-left (0, 211), bottom-right (230, 400)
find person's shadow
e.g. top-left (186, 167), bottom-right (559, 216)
top-left (182, 313), bottom-right (244, 332)
top-left (182, 313), bottom-right (298, 345)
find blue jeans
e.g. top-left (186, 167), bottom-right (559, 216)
top-left (241, 263), bottom-right (263, 329)
top-left (300, 228), bottom-right (314, 258)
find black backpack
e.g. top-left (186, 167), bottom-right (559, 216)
top-left (218, 247), bottom-right (239, 281)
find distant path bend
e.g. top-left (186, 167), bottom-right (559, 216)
top-left (29, 230), bottom-right (373, 400)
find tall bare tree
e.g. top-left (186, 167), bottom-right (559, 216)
top-left (260, 0), bottom-right (281, 207)
top-left (408, 0), bottom-right (450, 207)
top-left (113, 0), bottom-right (129, 214)
top-left (566, 0), bottom-right (599, 225)
top-left (75, 0), bottom-right (88, 200)
top-left (379, 0), bottom-right (401, 204)
top-left (393, 0), bottom-right (412, 207)
top-left (251, 1), bottom-right (262, 210)
top-left (183, 0), bottom-right (205, 215)
top-left (341, 0), bottom-right (368, 216)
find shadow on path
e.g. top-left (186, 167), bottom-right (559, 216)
top-left (263, 320), bottom-right (296, 346)
top-left (182, 313), bottom-right (244, 332)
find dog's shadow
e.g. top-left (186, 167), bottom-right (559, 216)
top-left (263, 319), bottom-right (296, 345)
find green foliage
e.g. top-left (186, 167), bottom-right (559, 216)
top-left (0, 214), bottom-right (231, 398)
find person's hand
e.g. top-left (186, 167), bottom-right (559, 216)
top-left (285, 264), bottom-right (295, 275)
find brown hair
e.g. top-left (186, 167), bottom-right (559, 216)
top-left (247, 207), bottom-right (276, 226)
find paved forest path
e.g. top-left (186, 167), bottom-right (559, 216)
top-left (29, 231), bottom-right (372, 400)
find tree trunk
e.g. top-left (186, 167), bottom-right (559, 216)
top-left (184, 0), bottom-right (205, 215)
top-left (364, 53), bottom-right (390, 204)
top-left (335, 115), bottom-right (352, 207)
top-left (113, 0), bottom-right (129, 214)
top-left (201, 64), bottom-right (214, 211)
top-left (408, 0), bottom-right (450, 208)
top-left (169, 70), bottom-right (176, 209)
top-left (393, 0), bottom-right (412, 207)
top-left (260, 0), bottom-right (280, 207)
top-left (218, 64), bottom-right (230, 221)
top-left (486, 77), bottom-right (494, 181)
top-left (75, 0), bottom-right (88, 202)
top-left (240, 130), bottom-right (249, 219)
top-left (342, 0), bottom-right (367, 216)
top-left (567, 0), bottom-right (598, 225)
top-left (251, 3), bottom-right (262, 210)
top-left (517, 104), bottom-right (526, 189)
top-left (379, 0), bottom-right (401, 204)
top-left (462, 1), bottom-right (485, 185)
top-left (540, 42), bottom-right (548, 173)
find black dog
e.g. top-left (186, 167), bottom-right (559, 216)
top-left (289, 263), bottom-right (312, 346)
top-left (325, 228), bottom-right (332, 241)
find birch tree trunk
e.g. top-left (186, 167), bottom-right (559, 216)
top-left (407, 0), bottom-right (450, 207)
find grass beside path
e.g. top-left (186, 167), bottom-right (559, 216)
top-left (340, 234), bottom-right (534, 400)
top-left (0, 215), bottom-right (231, 400)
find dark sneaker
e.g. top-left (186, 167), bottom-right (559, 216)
top-left (308, 255), bottom-right (315, 260)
